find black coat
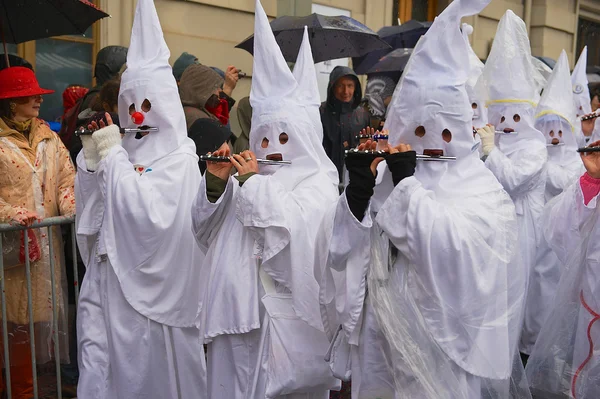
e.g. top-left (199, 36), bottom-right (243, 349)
top-left (320, 66), bottom-right (370, 181)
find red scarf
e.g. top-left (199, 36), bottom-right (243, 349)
top-left (205, 98), bottom-right (230, 125)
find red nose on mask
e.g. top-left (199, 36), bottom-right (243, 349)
top-left (131, 111), bottom-right (145, 125)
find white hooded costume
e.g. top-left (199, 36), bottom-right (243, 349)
top-left (462, 23), bottom-right (487, 130)
top-left (572, 47), bottom-right (598, 146)
top-left (191, 1), bottom-right (339, 397)
top-left (317, 1), bottom-right (529, 398)
top-left (74, 0), bottom-right (207, 397)
top-left (480, 13), bottom-right (548, 352)
top-left (520, 50), bottom-right (583, 355)
top-left (525, 170), bottom-right (600, 398)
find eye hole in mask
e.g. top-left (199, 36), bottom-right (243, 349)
top-left (501, 116), bottom-right (506, 123)
top-left (549, 130), bottom-right (555, 137)
top-left (141, 99), bottom-right (152, 113)
top-left (129, 103), bottom-right (136, 115)
top-left (442, 129), bottom-right (452, 143)
top-left (513, 114), bottom-right (521, 123)
top-left (415, 126), bottom-right (426, 137)
top-left (279, 133), bottom-right (289, 145)
top-left (261, 137), bottom-right (269, 148)
top-left (471, 103), bottom-right (478, 110)
top-left (558, 130), bottom-right (563, 137)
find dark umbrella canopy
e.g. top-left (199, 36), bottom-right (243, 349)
top-left (0, 0), bottom-right (109, 44)
top-left (352, 20), bottom-right (431, 75)
top-left (366, 48), bottom-right (413, 75)
top-left (235, 13), bottom-right (390, 63)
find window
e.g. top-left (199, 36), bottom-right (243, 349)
top-left (576, 18), bottom-right (600, 67)
top-left (10, 3), bottom-right (100, 122)
top-left (398, 0), bottom-right (438, 23)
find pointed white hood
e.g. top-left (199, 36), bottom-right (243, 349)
top-left (118, 0), bottom-right (188, 166)
top-left (462, 23), bottom-right (487, 129)
top-left (535, 50), bottom-right (580, 165)
top-left (481, 10), bottom-right (545, 153)
top-left (250, 0), bottom-right (337, 189)
top-left (572, 46), bottom-right (592, 119)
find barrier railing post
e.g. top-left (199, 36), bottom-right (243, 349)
top-left (0, 235), bottom-right (12, 399)
top-left (23, 229), bottom-right (39, 399)
top-left (47, 227), bottom-right (62, 399)
top-left (70, 224), bottom-right (79, 306)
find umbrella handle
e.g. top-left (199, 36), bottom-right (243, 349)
top-left (0, 17), bottom-right (8, 67)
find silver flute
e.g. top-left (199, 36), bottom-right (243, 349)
top-left (74, 127), bottom-right (159, 136)
top-left (345, 149), bottom-right (456, 161)
top-left (577, 146), bottom-right (600, 153)
top-left (579, 112), bottom-right (600, 122)
top-left (199, 154), bottom-right (292, 165)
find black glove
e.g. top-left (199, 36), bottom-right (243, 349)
top-left (386, 151), bottom-right (417, 186)
top-left (345, 154), bottom-right (377, 221)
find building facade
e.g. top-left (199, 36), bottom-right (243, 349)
top-left (5, 0), bottom-right (600, 125)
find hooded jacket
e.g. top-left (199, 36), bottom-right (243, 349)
top-left (179, 64), bottom-right (223, 129)
top-left (320, 66), bottom-right (370, 181)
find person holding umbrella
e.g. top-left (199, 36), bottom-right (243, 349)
top-left (321, 66), bottom-right (370, 184)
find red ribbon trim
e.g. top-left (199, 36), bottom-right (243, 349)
top-left (572, 290), bottom-right (600, 399)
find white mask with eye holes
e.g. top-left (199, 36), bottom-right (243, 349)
top-left (487, 104), bottom-right (546, 155)
top-left (534, 114), bottom-right (579, 164)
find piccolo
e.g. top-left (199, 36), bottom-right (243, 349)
top-left (579, 112), bottom-right (600, 122)
top-left (345, 149), bottom-right (456, 161)
top-left (198, 154), bottom-right (291, 165)
top-left (75, 127), bottom-right (159, 136)
top-left (577, 146), bottom-right (600, 153)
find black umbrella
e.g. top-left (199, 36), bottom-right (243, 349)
top-left (0, 0), bottom-right (109, 65)
top-left (366, 48), bottom-right (413, 75)
top-left (235, 13), bottom-right (391, 63)
top-left (353, 20), bottom-right (431, 75)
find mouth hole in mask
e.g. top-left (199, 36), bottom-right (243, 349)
top-left (471, 103), bottom-right (478, 110)
top-left (261, 137), bottom-right (269, 148)
top-left (415, 126), bottom-right (426, 137)
top-left (558, 130), bottom-right (563, 137)
top-left (279, 133), bottom-right (289, 145)
top-left (442, 129), bottom-right (452, 143)
top-left (141, 99), bottom-right (152, 113)
top-left (513, 114), bottom-right (521, 123)
top-left (500, 116), bottom-right (506, 123)
top-left (129, 103), bottom-right (136, 115)
top-left (549, 130), bottom-right (555, 137)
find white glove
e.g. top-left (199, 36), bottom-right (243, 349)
top-left (476, 125), bottom-right (495, 156)
top-left (92, 124), bottom-right (122, 160)
top-left (80, 135), bottom-right (100, 171)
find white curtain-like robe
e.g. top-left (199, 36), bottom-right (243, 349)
top-left (526, 177), bottom-right (600, 398)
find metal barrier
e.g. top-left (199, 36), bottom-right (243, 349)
top-left (0, 216), bottom-right (77, 399)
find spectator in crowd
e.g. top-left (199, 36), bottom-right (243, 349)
top-left (61, 85), bottom-right (88, 128)
top-left (179, 64), bottom-right (232, 129)
top-left (320, 65), bottom-right (370, 182)
top-left (0, 55), bottom-right (33, 71)
top-left (590, 83), bottom-right (600, 112)
top-left (80, 46), bottom-right (128, 112)
top-left (173, 51), bottom-right (199, 84)
top-left (188, 117), bottom-right (231, 174)
top-left (232, 95), bottom-right (252, 154)
top-left (363, 74), bottom-right (397, 130)
top-left (0, 66), bottom-right (75, 399)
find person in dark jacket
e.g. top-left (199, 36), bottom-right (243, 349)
top-left (320, 66), bottom-right (370, 182)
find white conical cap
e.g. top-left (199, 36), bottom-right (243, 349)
top-left (250, 0), bottom-right (297, 113)
top-left (482, 10), bottom-right (537, 106)
top-left (461, 22), bottom-right (487, 129)
top-left (292, 27), bottom-right (320, 109)
top-left (572, 46), bottom-right (592, 118)
top-left (385, 0), bottom-right (492, 159)
top-left (535, 50), bottom-right (576, 131)
top-left (118, 0), bottom-right (187, 166)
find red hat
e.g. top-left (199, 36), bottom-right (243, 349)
top-left (0, 67), bottom-right (54, 100)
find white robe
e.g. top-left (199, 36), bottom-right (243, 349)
top-left (192, 171), bottom-right (338, 399)
top-left (525, 177), bottom-right (600, 398)
top-left (75, 146), bottom-right (207, 399)
top-left (319, 156), bottom-right (525, 399)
